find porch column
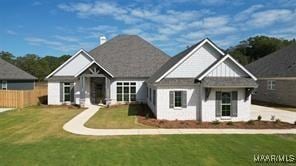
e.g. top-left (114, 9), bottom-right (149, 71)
top-left (79, 75), bottom-right (86, 107)
top-left (105, 77), bottom-right (111, 105)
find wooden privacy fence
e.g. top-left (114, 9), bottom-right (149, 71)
top-left (0, 88), bottom-right (47, 109)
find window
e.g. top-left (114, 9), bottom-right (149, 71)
top-left (63, 82), bottom-right (71, 102)
top-left (1, 80), bottom-right (7, 90)
top-left (116, 82), bottom-right (136, 102)
top-left (267, 80), bottom-right (276, 90)
top-left (221, 92), bottom-right (231, 117)
top-left (174, 91), bottom-right (182, 107)
top-left (153, 90), bottom-right (156, 105)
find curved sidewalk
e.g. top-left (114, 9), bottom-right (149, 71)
top-left (63, 105), bottom-right (296, 136)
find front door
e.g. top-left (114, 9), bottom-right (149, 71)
top-left (91, 79), bottom-right (105, 104)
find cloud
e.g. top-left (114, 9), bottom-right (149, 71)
top-left (7, 30), bottom-right (17, 35)
top-left (53, 35), bottom-right (79, 42)
top-left (32, 1), bottom-right (42, 6)
top-left (25, 36), bottom-right (96, 53)
top-left (247, 9), bottom-right (295, 27)
top-left (56, 1), bottom-right (296, 55)
top-left (235, 4), bottom-right (264, 21)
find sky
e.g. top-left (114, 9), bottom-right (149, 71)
top-left (1, 0), bottom-right (296, 57)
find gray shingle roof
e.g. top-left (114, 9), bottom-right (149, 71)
top-left (202, 77), bottom-right (257, 88)
top-left (246, 44), bottom-right (296, 78)
top-left (89, 35), bottom-right (170, 78)
top-left (0, 58), bottom-right (37, 80)
top-left (154, 78), bottom-right (197, 86)
top-left (47, 76), bottom-right (75, 81)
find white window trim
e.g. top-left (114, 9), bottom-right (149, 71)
top-left (174, 91), bottom-right (182, 109)
top-left (221, 91), bottom-right (232, 118)
top-left (116, 82), bottom-right (136, 102)
top-left (63, 83), bottom-right (71, 102)
top-left (267, 80), bottom-right (275, 90)
top-left (1, 80), bottom-right (7, 90)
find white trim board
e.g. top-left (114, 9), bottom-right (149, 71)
top-left (46, 49), bottom-right (94, 79)
top-left (74, 61), bottom-right (114, 78)
top-left (197, 54), bottom-right (257, 81)
top-left (155, 39), bottom-right (225, 82)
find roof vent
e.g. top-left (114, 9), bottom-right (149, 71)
top-left (100, 35), bottom-right (107, 45)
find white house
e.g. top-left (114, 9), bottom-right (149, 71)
top-left (46, 35), bottom-right (257, 121)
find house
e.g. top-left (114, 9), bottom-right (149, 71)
top-left (246, 44), bottom-right (296, 107)
top-left (0, 58), bottom-right (37, 90)
top-left (46, 35), bottom-right (257, 121)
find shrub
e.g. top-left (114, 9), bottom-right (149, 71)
top-left (247, 120), bottom-right (254, 125)
top-left (145, 113), bottom-right (150, 119)
top-left (275, 118), bottom-right (281, 123)
top-left (257, 115), bottom-right (262, 121)
top-left (226, 121), bottom-right (233, 125)
top-left (212, 120), bottom-right (220, 125)
top-left (271, 115), bottom-right (275, 121)
top-left (294, 121), bottom-right (296, 125)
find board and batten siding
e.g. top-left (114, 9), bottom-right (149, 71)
top-left (54, 52), bottom-right (93, 76)
top-left (156, 85), bottom-right (200, 120)
top-left (201, 88), bottom-right (250, 122)
top-left (165, 43), bottom-right (222, 78)
top-left (207, 59), bottom-right (247, 77)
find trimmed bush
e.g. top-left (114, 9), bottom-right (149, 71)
top-left (275, 119), bottom-right (281, 123)
top-left (257, 115), bottom-right (262, 121)
top-left (212, 120), bottom-right (220, 125)
top-left (226, 121), bottom-right (233, 125)
top-left (247, 120), bottom-right (254, 125)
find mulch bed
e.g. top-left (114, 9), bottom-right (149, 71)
top-left (136, 104), bottom-right (296, 129)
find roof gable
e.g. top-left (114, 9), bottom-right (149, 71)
top-left (89, 35), bottom-right (170, 78)
top-left (0, 58), bottom-right (36, 80)
top-left (46, 49), bottom-right (95, 79)
top-left (197, 54), bottom-right (257, 81)
top-left (146, 38), bottom-right (225, 83)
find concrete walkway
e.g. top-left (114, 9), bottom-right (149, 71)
top-left (0, 108), bottom-right (14, 113)
top-left (251, 105), bottom-right (296, 124)
top-left (63, 105), bottom-right (296, 136)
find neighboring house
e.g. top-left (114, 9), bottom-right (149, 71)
top-left (0, 58), bottom-right (37, 90)
top-left (46, 35), bottom-right (257, 121)
top-left (246, 44), bottom-right (296, 107)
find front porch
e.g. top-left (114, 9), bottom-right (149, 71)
top-left (77, 62), bottom-right (112, 107)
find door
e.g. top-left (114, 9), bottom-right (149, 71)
top-left (91, 83), bottom-right (104, 104)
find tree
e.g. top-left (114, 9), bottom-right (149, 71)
top-left (0, 51), bottom-right (71, 81)
top-left (0, 51), bottom-right (15, 64)
top-left (227, 36), bottom-right (296, 65)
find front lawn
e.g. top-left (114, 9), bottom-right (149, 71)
top-left (0, 105), bottom-right (295, 165)
top-left (85, 104), bottom-right (153, 129)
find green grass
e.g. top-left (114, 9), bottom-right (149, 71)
top-left (85, 104), bottom-right (152, 129)
top-left (0, 105), bottom-right (295, 165)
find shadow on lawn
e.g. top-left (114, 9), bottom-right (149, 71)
top-left (127, 104), bottom-right (155, 118)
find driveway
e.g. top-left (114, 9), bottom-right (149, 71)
top-left (251, 104), bottom-right (296, 124)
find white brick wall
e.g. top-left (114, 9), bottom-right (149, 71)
top-left (110, 79), bottom-right (147, 105)
top-left (156, 85), bottom-right (199, 120)
top-left (148, 85), bottom-right (251, 121)
top-left (201, 88), bottom-right (250, 122)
